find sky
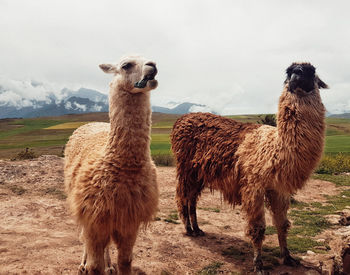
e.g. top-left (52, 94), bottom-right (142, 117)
top-left (0, 0), bottom-right (349, 114)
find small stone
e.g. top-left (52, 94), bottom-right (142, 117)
top-left (326, 214), bottom-right (341, 225)
top-left (307, 250), bottom-right (316, 255)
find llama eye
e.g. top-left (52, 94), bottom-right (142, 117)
top-left (122, 63), bottom-right (133, 70)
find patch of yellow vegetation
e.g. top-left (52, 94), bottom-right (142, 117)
top-left (45, 122), bottom-right (89, 130)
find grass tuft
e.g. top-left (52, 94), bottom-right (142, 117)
top-left (152, 154), bottom-right (174, 166)
top-left (265, 226), bottom-right (277, 235)
top-left (199, 207), bottom-right (221, 213)
top-left (198, 262), bottom-right (223, 275)
top-left (164, 210), bottom-right (179, 224)
top-left (12, 148), bottom-right (36, 160)
top-left (9, 185), bottom-right (26, 195)
top-left (221, 246), bottom-right (247, 260)
top-left (43, 187), bottom-right (67, 200)
top-left (290, 197), bottom-right (309, 209)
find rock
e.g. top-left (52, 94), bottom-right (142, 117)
top-left (335, 226), bottom-right (350, 237)
top-left (326, 214), bottom-right (342, 225)
top-left (339, 215), bottom-right (350, 226)
top-left (317, 238), bottom-right (326, 243)
top-left (307, 250), bottom-right (316, 255)
top-left (314, 246), bottom-right (328, 251)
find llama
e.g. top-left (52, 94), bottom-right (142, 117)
top-left (171, 62), bottom-right (328, 273)
top-left (64, 56), bottom-right (159, 275)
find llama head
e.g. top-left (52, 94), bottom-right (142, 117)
top-left (284, 62), bottom-right (328, 95)
top-left (99, 56), bottom-right (158, 93)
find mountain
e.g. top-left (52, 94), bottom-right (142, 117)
top-left (329, 113), bottom-right (350, 119)
top-left (0, 77), bottom-right (212, 118)
top-left (152, 102), bottom-right (215, 114)
top-left (0, 84), bottom-right (109, 119)
top-left (0, 96), bottom-right (109, 119)
top-left (62, 88), bottom-right (108, 103)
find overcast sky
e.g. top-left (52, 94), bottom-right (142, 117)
top-left (0, 0), bottom-right (349, 114)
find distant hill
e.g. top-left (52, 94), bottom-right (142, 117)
top-left (329, 113), bottom-right (350, 119)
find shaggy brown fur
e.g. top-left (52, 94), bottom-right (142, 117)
top-left (171, 62), bottom-right (328, 274)
top-left (64, 56), bottom-right (159, 275)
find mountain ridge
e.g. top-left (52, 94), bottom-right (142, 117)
top-left (0, 86), bottom-right (212, 118)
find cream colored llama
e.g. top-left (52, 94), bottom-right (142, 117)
top-left (171, 63), bottom-right (328, 274)
top-left (64, 56), bottom-right (159, 274)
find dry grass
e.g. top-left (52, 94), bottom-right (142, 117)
top-left (45, 122), bottom-right (90, 130)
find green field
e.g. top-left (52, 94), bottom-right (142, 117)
top-left (0, 112), bottom-right (349, 160)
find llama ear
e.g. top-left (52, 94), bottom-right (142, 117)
top-left (99, 64), bottom-right (119, 74)
top-left (316, 76), bottom-right (329, 89)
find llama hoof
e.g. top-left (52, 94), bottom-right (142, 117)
top-left (105, 265), bottom-right (117, 274)
top-left (254, 257), bottom-right (265, 275)
top-left (185, 227), bottom-right (194, 236)
top-left (132, 266), bottom-right (147, 275)
top-left (255, 271), bottom-right (269, 275)
top-left (193, 229), bottom-right (205, 237)
top-left (77, 265), bottom-right (102, 275)
top-left (283, 255), bottom-right (300, 266)
top-left (78, 264), bottom-right (87, 274)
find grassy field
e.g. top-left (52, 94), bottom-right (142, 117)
top-left (0, 112), bottom-right (349, 161)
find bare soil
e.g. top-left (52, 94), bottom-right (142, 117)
top-left (0, 156), bottom-right (348, 274)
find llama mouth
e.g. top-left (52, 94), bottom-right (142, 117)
top-left (134, 74), bottom-right (156, 88)
top-left (289, 81), bottom-right (314, 94)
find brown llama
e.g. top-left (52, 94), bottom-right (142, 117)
top-left (171, 62), bottom-right (328, 274)
top-left (64, 56), bottom-right (159, 275)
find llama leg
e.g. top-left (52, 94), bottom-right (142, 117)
top-left (79, 229), bottom-right (109, 275)
top-left (189, 196), bottom-right (204, 236)
top-left (266, 190), bottom-right (299, 266)
top-left (78, 229), bottom-right (87, 273)
top-left (112, 231), bottom-right (138, 275)
top-left (78, 245), bottom-right (87, 273)
top-left (176, 182), bottom-right (193, 235)
top-left (183, 201), bottom-right (193, 236)
top-left (242, 188), bottom-right (266, 274)
top-left (104, 246), bottom-right (116, 274)
top-left (177, 197), bottom-right (193, 235)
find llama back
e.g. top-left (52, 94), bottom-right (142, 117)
top-left (64, 122), bottom-right (109, 195)
top-left (171, 112), bottom-right (261, 204)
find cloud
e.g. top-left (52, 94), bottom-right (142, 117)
top-left (0, 76), bottom-right (67, 107)
top-left (92, 104), bottom-right (103, 112)
top-left (189, 105), bottom-right (214, 113)
top-left (0, 0), bottom-right (349, 114)
top-left (73, 102), bottom-right (87, 112)
top-left (0, 90), bottom-right (32, 108)
top-left (321, 83), bottom-right (350, 114)
top-left (65, 101), bottom-right (72, 110)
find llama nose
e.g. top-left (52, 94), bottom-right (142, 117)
top-left (145, 62), bottom-right (157, 76)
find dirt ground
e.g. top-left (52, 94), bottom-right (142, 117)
top-left (0, 155), bottom-right (349, 274)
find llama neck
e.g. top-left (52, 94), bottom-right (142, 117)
top-left (275, 88), bottom-right (325, 191)
top-left (105, 88), bottom-right (152, 168)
